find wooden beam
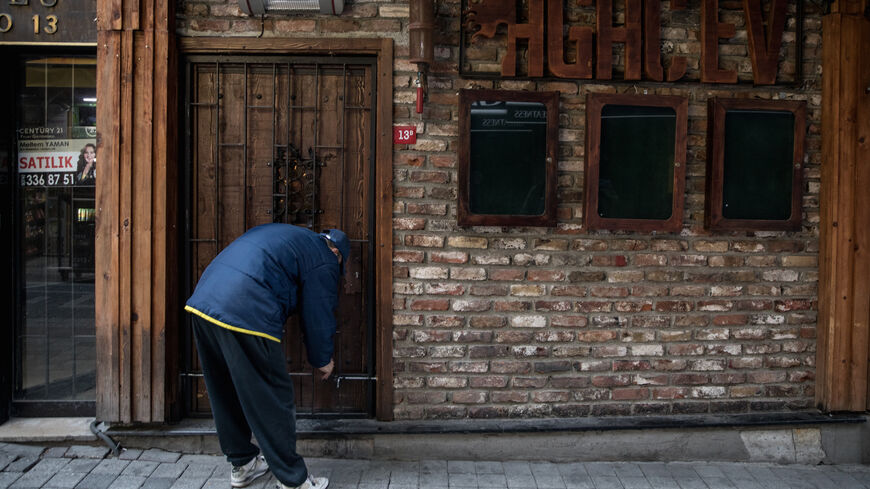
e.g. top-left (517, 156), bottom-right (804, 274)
top-left (375, 38), bottom-right (395, 421)
top-left (96, 0), bottom-right (176, 423)
top-left (830, 0), bottom-right (865, 14)
top-left (96, 29), bottom-right (122, 422)
top-left (179, 37), bottom-right (387, 53)
top-left (817, 11), bottom-right (870, 412)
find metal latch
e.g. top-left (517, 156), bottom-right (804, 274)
top-left (333, 374), bottom-right (377, 389)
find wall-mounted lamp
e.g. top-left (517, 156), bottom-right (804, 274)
top-left (409, 0), bottom-right (434, 114)
top-left (239, 0), bottom-right (344, 16)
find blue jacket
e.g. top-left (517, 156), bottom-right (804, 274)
top-left (185, 223), bottom-right (339, 368)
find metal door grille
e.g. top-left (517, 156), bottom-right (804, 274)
top-left (182, 56), bottom-right (377, 418)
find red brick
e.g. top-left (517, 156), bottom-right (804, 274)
top-left (528, 270), bottom-right (567, 281)
top-left (453, 391), bottom-right (487, 404)
top-left (577, 331), bottom-right (618, 342)
top-left (491, 392), bottom-right (528, 403)
top-left (410, 299), bottom-right (449, 311)
top-left (490, 269), bottom-right (525, 281)
top-left (612, 388), bottom-right (649, 400)
top-left (469, 376), bottom-right (510, 388)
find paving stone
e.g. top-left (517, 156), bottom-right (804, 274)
top-left (0, 446), bottom-right (43, 459)
top-left (44, 447), bottom-right (69, 458)
top-left (169, 475), bottom-right (208, 489)
top-left (638, 464), bottom-right (673, 479)
top-left (73, 473), bottom-right (116, 489)
top-left (502, 462), bottom-right (533, 477)
top-left (120, 449), bottom-right (144, 461)
top-left (447, 461), bottom-right (476, 474)
top-left (329, 469), bottom-right (362, 485)
top-left (245, 474), bottom-right (276, 489)
top-left (589, 475), bottom-right (624, 489)
top-left (176, 455), bottom-right (222, 466)
top-left (478, 473), bottom-right (508, 488)
top-left (19, 457), bottom-right (69, 475)
top-left (0, 473), bottom-right (22, 489)
top-left (151, 463), bottom-right (187, 479)
top-left (360, 466), bottom-right (390, 484)
top-left (586, 463), bottom-right (618, 477)
top-left (390, 471), bottom-right (420, 486)
top-left (0, 456), bottom-right (16, 473)
top-left (122, 461), bottom-right (160, 478)
top-left (418, 473), bottom-right (449, 488)
top-left (200, 478), bottom-right (227, 489)
top-left (110, 475), bottom-right (147, 489)
top-left (476, 462), bottom-right (505, 474)
top-left (702, 476), bottom-right (738, 488)
top-left (91, 458), bottom-right (130, 475)
top-left (534, 473), bottom-right (568, 489)
top-left (506, 475), bottom-right (537, 489)
top-left (181, 463), bottom-right (217, 478)
top-left (646, 476), bottom-right (678, 489)
top-left (619, 476), bottom-right (653, 489)
top-left (613, 464), bottom-right (644, 478)
top-left (3, 458), bottom-right (38, 474)
top-left (331, 459), bottom-right (370, 473)
top-left (141, 478), bottom-right (175, 489)
top-left (10, 465), bottom-right (59, 488)
top-left (562, 475), bottom-right (595, 489)
top-left (713, 463), bottom-right (757, 481)
top-left (694, 464), bottom-right (727, 478)
top-left (43, 471), bottom-right (86, 489)
top-left (674, 477), bottom-right (708, 489)
top-left (448, 473), bottom-right (478, 487)
top-left (420, 460), bottom-right (447, 474)
top-left (59, 459), bottom-right (100, 474)
top-left (666, 464), bottom-right (702, 478)
top-left (139, 450), bottom-right (182, 464)
top-left (64, 446), bottom-right (110, 460)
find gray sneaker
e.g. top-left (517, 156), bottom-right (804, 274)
top-left (277, 475), bottom-right (329, 489)
top-left (231, 455), bottom-right (269, 488)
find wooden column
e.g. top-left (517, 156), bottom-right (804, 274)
top-left (817, 0), bottom-right (870, 412)
top-left (95, 0), bottom-right (178, 423)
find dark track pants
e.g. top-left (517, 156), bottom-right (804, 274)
top-left (191, 315), bottom-right (308, 486)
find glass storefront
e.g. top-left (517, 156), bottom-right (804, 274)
top-left (14, 55), bottom-right (96, 409)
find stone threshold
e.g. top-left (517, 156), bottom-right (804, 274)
top-left (104, 411), bottom-right (865, 437)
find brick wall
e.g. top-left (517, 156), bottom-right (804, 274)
top-left (178, 0), bottom-right (824, 420)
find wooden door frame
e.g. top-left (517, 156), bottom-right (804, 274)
top-left (179, 37), bottom-right (394, 421)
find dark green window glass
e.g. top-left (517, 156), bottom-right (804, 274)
top-left (598, 105), bottom-right (676, 220)
top-left (469, 100), bottom-right (547, 216)
top-left (722, 110), bottom-right (795, 220)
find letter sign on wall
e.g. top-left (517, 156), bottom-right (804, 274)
top-left (0, 0), bottom-right (97, 45)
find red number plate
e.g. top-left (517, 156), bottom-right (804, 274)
top-left (393, 126), bottom-right (417, 144)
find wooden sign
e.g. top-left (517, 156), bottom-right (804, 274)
top-left (463, 0), bottom-right (791, 85)
top-left (0, 0), bottom-right (97, 45)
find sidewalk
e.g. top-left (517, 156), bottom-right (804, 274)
top-left (0, 442), bottom-right (868, 489)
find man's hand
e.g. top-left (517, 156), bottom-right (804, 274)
top-left (317, 359), bottom-right (335, 380)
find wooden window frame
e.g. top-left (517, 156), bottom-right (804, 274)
top-left (705, 98), bottom-right (806, 231)
top-left (458, 89), bottom-right (559, 227)
top-left (584, 93), bottom-right (688, 233)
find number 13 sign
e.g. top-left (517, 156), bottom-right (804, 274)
top-left (393, 126), bottom-right (417, 145)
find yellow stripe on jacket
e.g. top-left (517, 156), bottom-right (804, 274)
top-left (184, 305), bottom-right (282, 343)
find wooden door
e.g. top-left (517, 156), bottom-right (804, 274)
top-left (184, 56), bottom-right (376, 416)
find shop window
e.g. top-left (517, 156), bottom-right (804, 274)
top-left (14, 56), bottom-right (97, 409)
top-left (584, 94), bottom-right (688, 232)
top-left (458, 89), bottom-right (559, 227)
top-left (705, 98), bottom-right (806, 231)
